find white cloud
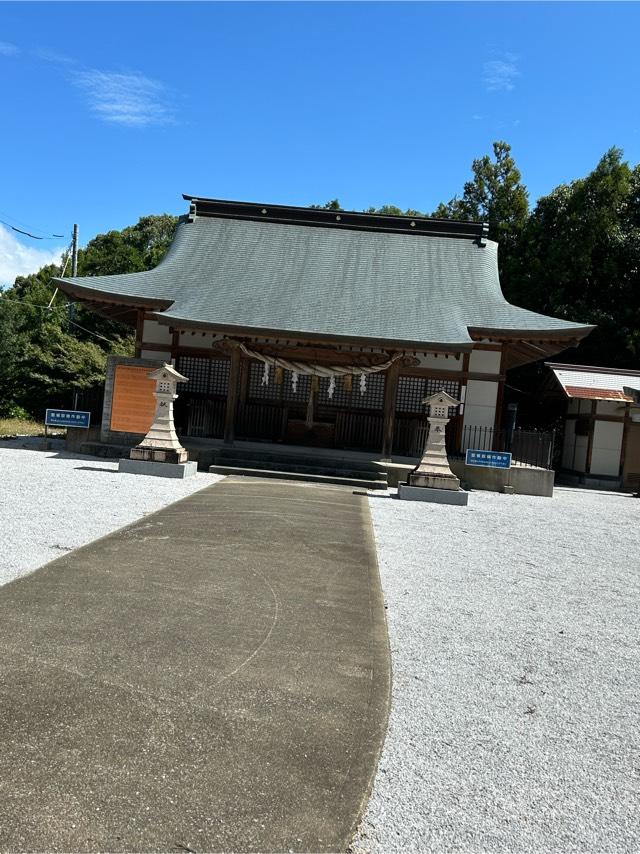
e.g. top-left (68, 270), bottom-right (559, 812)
top-left (31, 47), bottom-right (75, 65)
top-left (0, 41), bottom-right (20, 57)
top-left (6, 41), bottom-right (175, 128)
top-left (482, 53), bottom-right (520, 92)
top-left (0, 225), bottom-right (64, 287)
top-left (72, 69), bottom-right (173, 127)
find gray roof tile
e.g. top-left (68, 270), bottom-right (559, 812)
top-left (56, 214), bottom-right (593, 347)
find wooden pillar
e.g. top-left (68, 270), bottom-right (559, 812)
top-left (619, 403), bottom-right (631, 479)
top-left (238, 357), bottom-right (250, 407)
top-left (134, 310), bottom-right (144, 358)
top-left (381, 359), bottom-right (401, 460)
top-left (457, 351), bottom-right (470, 447)
top-left (493, 345), bottom-right (507, 432)
top-left (224, 348), bottom-right (241, 444)
top-left (170, 328), bottom-right (179, 360)
top-left (585, 400), bottom-right (597, 474)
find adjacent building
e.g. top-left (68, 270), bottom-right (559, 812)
top-left (55, 196), bottom-right (594, 458)
top-left (548, 362), bottom-right (640, 491)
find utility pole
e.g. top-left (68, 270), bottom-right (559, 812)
top-left (68, 228), bottom-right (78, 318)
top-left (72, 223), bottom-right (78, 276)
top-left (69, 224), bottom-right (79, 412)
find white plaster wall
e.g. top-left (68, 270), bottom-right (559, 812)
top-left (562, 420), bottom-right (577, 469)
top-left (141, 349), bottom-right (172, 362)
top-left (590, 420), bottom-right (624, 477)
top-left (573, 434), bottom-right (588, 472)
top-left (462, 380), bottom-right (499, 430)
top-left (468, 349), bottom-right (502, 375)
top-left (143, 319), bottom-right (172, 345)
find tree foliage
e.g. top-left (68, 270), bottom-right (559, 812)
top-left (510, 148), bottom-right (640, 366)
top-left (0, 215), bottom-right (177, 417)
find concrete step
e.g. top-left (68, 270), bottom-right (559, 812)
top-left (212, 448), bottom-right (382, 472)
top-left (209, 465), bottom-right (389, 490)
top-left (214, 456), bottom-right (386, 480)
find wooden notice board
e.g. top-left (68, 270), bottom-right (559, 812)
top-left (110, 365), bottom-right (156, 434)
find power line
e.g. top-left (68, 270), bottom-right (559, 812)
top-left (67, 318), bottom-right (113, 343)
top-left (0, 296), bottom-right (130, 344)
top-left (0, 210), bottom-right (66, 240)
top-left (0, 296), bottom-right (74, 311)
top-left (0, 219), bottom-right (65, 240)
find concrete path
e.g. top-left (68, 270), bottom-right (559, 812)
top-left (0, 479), bottom-right (390, 853)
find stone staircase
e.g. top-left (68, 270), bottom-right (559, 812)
top-left (207, 446), bottom-right (389, 490)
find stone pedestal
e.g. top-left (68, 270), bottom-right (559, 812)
top-left (118, 458), bottom-right (197, 479)
top-left (398, 483), bottom-right (469, 505)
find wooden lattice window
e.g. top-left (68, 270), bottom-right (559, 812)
top-left (318, 373), bottom-right (385, 410)
top-left (248, 363), bottom-right (386, 410)
top-left (396, 376), bottom-right (461, 414)
top-left (176, 356), bottom-right (230, 395)
top-left (247, 363), bottom-right (311, 402)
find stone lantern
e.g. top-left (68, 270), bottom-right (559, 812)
top-left (119, 363), bottom-right (197, 478)
top-left (398, 389), bottom-right (468, 505)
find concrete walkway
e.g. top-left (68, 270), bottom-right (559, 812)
top-left (0, 479), bottom-right (390, 853)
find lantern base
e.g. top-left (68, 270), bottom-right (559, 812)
top-left (409, 470), bottom-right (460, 490)
top-left (118, 459), bottom-right (198, 479)
top-left (130, 446), bottom-right (189, 464)
top-left (398, 482), bottom-right (468, 506)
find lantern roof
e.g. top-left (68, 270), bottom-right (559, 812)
top-left (422, 390), bottom-right (462, 408)
top-left (148, 363), bottom-right (188, 384)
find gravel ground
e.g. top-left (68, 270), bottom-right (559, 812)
top-left (0, 439), bottom-right (220, 587)
top-left (355, 487), bottom-right (640, 854)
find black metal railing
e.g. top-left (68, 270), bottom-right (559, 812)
top-left (73, 386), bottom-right (105, 423)
top-left (449, 425), bottom-right (556, 469)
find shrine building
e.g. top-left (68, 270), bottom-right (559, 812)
top-left (55, 196), bottom-right (594, 461)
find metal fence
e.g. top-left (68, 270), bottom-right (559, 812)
top-left (73, 387), bottom-right (105, 424)
top-left (448, 425), bottom-right (556, 469)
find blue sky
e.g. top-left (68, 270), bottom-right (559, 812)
top-left (1, 1), bottom-right (639, 284)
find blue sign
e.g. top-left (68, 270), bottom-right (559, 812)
top-left (45, 409), bottom-right (91, 429)
top-left (465, 448), bottom-right (512, 469)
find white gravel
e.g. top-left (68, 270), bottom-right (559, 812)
top-left (356, 487), bottom-right (640, 854)
top-left (0, 439), bottom-right (220, 587)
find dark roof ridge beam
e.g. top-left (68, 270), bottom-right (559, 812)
top-left (182, 195), bottom-right (489, 242)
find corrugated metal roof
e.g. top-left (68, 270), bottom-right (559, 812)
top-left (54, 202), bottom-right (594, 347)
top-left (549, 365), bottom-right (640, 401)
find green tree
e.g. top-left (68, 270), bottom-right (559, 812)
top-left (364, 204), bottom-right (424, 217)
top-left (0, 214), bottom-right (178, 416)
top-left (511, 147), bottom-right (640, 366)
top-left (432, 141), bottom-right (529, 298)
top-left (310, 199), bottom-right (343, 210)
top-left (433, 141), bottom-right (529, 240)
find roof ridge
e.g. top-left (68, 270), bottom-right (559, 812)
top-left (182, 195), bottom-right (490, 243)
top-left (546, 361), bottom-right (640, 377)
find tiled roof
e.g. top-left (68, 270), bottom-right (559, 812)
top-left (549, 364), bottom-right (640, 401)
top-left (564, 386), bottom-right (632, 401)
top-left (54, 198), bottom-right (594, 348)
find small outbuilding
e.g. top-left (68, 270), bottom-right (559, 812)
top-left (547, 362), bottom-right (640, 491)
